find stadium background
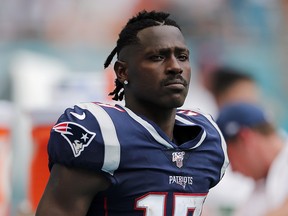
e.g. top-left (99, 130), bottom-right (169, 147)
top-left (0, 0), bottom-right (287, 215)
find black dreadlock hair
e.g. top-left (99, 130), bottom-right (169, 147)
top-left (104, 10), bottom-right (181, 101)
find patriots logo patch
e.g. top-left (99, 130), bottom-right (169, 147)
top-left (53, 122), bottom-right (96, 157)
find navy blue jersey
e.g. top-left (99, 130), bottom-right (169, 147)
top-left (48, 102), bottom-right (229, 216)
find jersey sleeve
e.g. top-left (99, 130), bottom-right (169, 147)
top-left (202, 111), bottom-right (229, 185)
top-left (47, 103), bottom-right (109, 175)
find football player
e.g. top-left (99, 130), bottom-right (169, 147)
top-left (36, 10), bottom-right (229, 216)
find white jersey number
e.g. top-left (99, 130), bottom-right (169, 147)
top-left (135, 192), bottom-right (207, 216)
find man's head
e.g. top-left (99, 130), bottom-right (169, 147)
top-left (105, 10), bottom-right (191, 109)
top-left (216, 102), bottom-right (277, 180)
top-left (209, 66), bottom-right (259, 108)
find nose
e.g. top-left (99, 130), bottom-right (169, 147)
top-left (166, 56), bottom-right (183, 74)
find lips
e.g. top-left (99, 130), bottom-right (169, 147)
top-left (163, 79), bottom-right (187, 87)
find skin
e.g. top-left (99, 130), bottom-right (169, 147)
top-left (227, 128), bottom-right (282, 180)
top-left (227, 128), bottom-right (288, 216)
top-left (36, 25), bottom-right (191, 216)
top-left (36, 164), bottom-right (110, 216)
top-left (217, 79), bottom-right (260, 109)
top-left (120, 25), bottom-right (190, 109)
top-left (115, 25), bottom-right (191, 138)
top-left (227, 128), bottom-right (271, 180)
top-left (266, 198), bottom-right (288, 216)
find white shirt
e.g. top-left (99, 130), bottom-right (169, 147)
top-left (235, 137), bottom-right (288, 216)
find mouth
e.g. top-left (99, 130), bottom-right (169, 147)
top-left (164, 79), bottom-right (187, 86)
top-left (163, 79), bottom-right (187, 88)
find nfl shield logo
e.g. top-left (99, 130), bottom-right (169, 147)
top-left (172, 151), bottom-right (185, 168)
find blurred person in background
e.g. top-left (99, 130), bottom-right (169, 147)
top-left (35, 10), bottom-right (228, 216)
top-left (217, 102), bottom-right (288, 216)
top-left (196, 66), bottom-right (262, 216)
top-left (183, 65), bottom-right (261, 120)
top-left (208, 66), bottom-right (261, 110)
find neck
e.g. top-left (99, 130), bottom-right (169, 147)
top-left (125, 102), bottom-right (177, 140)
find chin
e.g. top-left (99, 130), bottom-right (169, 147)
top-left (169, 98), bottom-right (185, 108)
top-left (154, 93), bottom-right (187, 108)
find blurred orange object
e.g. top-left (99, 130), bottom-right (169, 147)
top-left (28, 125), bottom-right (52, 211)
top-left (0, 109), bottom-right (12, 216)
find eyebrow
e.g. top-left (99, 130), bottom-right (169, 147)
top-left (147, 47), bottom-right (190, 55)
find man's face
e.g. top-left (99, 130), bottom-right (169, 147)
top-left (227, 137), bottom-right (263, 180)
top-left (121, 25), bottom-right (191, 109)
top-left (227, 141), bottom-right (252, 177)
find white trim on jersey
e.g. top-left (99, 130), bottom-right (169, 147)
top-left (175, 115), bottom-right (196, 125)
top-left (77, 103), bottom-right (121, 175)
top-left (119, 105), bottom-right (174, 149)
top-left (175, 115), bottom-right (207, 149)
top-left (200, 112), bottom-right (229, 179)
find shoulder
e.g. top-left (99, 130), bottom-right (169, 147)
top-left (176, 107), bottom-right (218, 129)
top-left (176, 107), bottom-right (226, 150)
top-left (47, 102), bottom-right (125, 174)
top-left (55, 102), bottom-right (126, 126)
top-left (177, 108), bottom-right (229, 180)
top-left (66, 101), bottom-right (125, 117)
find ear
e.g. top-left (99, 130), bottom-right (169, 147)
top-left (114, 60), bottom-right (128, 83)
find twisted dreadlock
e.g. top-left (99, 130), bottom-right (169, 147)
top-left (104, 10), bottom-right (181, 101)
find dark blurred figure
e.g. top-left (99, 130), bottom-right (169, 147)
top-left (217, 102), bottom-right (288, 216)
top-left (209, 66), bottom-right (260, 109)
top-left (199, 66), bottom-right (262, 216)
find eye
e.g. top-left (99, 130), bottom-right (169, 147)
top-left (149, 55), bottom-right (164, 62)
top-left (177, 54), bottom-right (189, 61)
